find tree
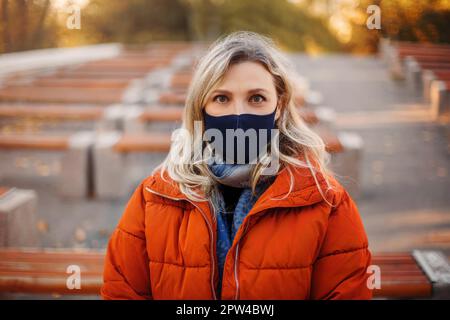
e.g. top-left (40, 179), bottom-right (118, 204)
top-left (0, 0), bottom-right (56, 53)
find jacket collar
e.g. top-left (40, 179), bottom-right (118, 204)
top-left (145, 154), bottom-right (336, 214)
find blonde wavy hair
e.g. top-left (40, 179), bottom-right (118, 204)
top-left (158, 31), bottom-right (337, 208)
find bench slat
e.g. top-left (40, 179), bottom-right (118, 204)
top-left (0, 105), bottom-right (105, 120)
top-left (139, 107), bottom-right (183, 122)
top-left (373, 282), bottom-right (432, 298)
top-left (32, 78), bottom-right (132, 89)
top-left (0, 134), bottom-right (70, 150)
top-left (113, 134), bottom-right (172, 153)
top-left (0, 276), bottom-right (101, 295)
top-left (0, 87), bottom-right (123, 104)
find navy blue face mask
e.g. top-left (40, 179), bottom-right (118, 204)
top-left (202, 109), bottom-right (277, 164)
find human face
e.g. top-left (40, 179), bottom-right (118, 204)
top-left (204, 61), bottom-right (281, 120)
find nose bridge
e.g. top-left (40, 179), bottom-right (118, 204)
top-left (231, 95), bottom-right (246, 115)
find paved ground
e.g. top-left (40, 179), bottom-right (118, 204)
top-left (290, 53), bottom-right (450, 255)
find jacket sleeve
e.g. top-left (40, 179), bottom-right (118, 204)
top-left (101, 181), bottom-right (152, 300)
top-left (310, 189), bottom-right (373, 300)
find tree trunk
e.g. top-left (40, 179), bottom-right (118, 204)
top-left (1, 0), bottom-right (11, 52)
top-left (16, 0), bottom-right (28, 51)
top-left (30, 0), bottom-right (50, 48)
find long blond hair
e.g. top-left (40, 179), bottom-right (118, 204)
top-left (158, 31), bottom-right (337, 208)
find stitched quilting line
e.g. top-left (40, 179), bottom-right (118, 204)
top-left (244, 264), bottom-right (313, 270)
top-left (117, 226), bottom-right (145, 241)
top-left (316, 246), bottom-right (369, 261)
top-left (149, 260), bottom-right (209, 268)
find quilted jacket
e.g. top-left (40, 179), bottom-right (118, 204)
top-left (101, 160), bottom-right (372, 300)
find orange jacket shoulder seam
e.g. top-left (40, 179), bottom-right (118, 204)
top-left (117, 226), bottom-right (146, 241)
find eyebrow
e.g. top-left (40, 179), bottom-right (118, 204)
top-left (211, 88), bottom-right (269, 95)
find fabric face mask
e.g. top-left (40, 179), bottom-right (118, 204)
top-left (203, 108), bottom-right (277, 164)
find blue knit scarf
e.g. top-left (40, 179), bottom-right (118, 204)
top-left (208, 163), bottom-right (275, 299)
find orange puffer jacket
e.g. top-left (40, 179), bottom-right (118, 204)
top-left (101, 163), bottom-right (372, 300)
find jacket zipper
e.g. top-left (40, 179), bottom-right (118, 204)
top-left (234, 219), bottom-right (248, 300)
top-left (145, 186), bottom-right (218, 300)
top-left (146, 187), bottom-right (287, 300)
top-left (234, 213), bottom-right (259, 300)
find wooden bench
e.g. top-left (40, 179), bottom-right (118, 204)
top-left (0, 61), bottom-right (149, 106)
top-left (0, 48), bottom-right (189, 105)
top-left (396, 42), bottom-right (450, 49)
top-left (0, 134), bottom-right (70, 150)
top-left (92, 132), bottom-right (172, 199)
top-left (397, 48), bottom-right (450, 60)
top-left (0, 104), bottom-right (105, 121)
top-left (66, 52), bottom-right (182, 75)
top-left (83, 57), bottom-right (173, 67)
top-left (0, 86), bottom-right (125, 104)
top-left (0, 104), bottom-right (132, 133)
top-left (0, 249), bottom-right (105, 296)
top-left (139, 106), bottom-right (184, 123)
top-left (0, 132), bottom-right (94, 198)
top-left (121, 106), bottom-right (184, 133)
top-left (113, 133), bottom-right (172, 153)
top-left (170, 72), bottom-right (193, 89)
top-left (121, 51), bottom-right (182, 59)
top-left (52, 70), bottom-right (148, 79)
top-left (404, 58), bottom-right (450, 93)
top-left (0, 187), bottom-right (38, 247)
top-left (383, 41), bottom-right (450, 79)
top-left (398, 51), bottom-right (450, 62)
top-left (73, 63), bottom-right (162, 73)
top-left (0, 249), bottom-right (448, 299)
top-left (158, 91), bottom-right (187, 105)
top-left (122, 47), bottom-right (190, 61)
top-left (31, 78), bottom-right (133, 89)
top-left (372, 250), bottom-right (450, 298)
top-left (430, 80), bottom-right (450, 118)
top-left (395, 43), bottom-right (450, 64)
top-left (422, 70), bottom-right (450, 102)
top-left (48, 53), bottom-right (183, 80)
top-left (0, 46), bottom-right (183, 84)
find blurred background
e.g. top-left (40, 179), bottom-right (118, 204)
top-left (0, 0), bottom-right (450, 53)
top-left (1, 0), bottom-right (450, 54)
top-left (0, 0), bottom-right (449, 299)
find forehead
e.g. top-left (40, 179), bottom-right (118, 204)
top-left (216, 61), bottom-right (276, 92)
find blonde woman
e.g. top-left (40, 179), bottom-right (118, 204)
top-left (101, 31), bottom-right (372, 300)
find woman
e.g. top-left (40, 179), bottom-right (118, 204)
top-left (101, 31), bottom-right (372, 300)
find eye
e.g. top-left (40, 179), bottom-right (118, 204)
top-left (213, 95), bottom-right (229, 104)
top-left (249, 94), bottom-right (266, 104)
